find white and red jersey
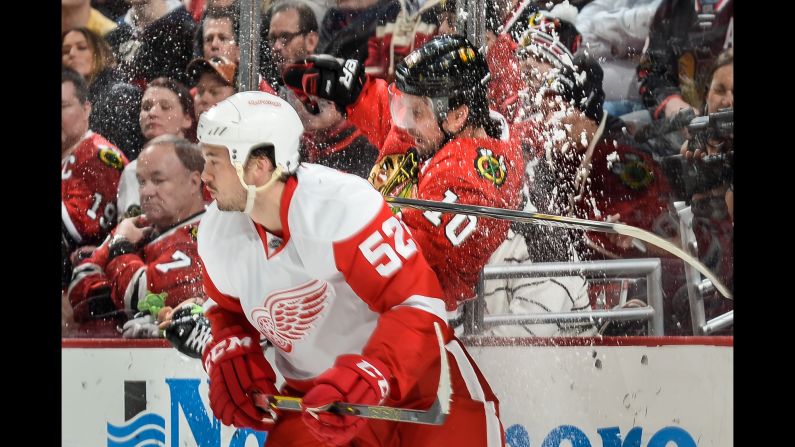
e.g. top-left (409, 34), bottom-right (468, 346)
top-left (199, 163), bottom-right (451, 400)
top-left (62, 131), bottom-right (129, 247)
top-left (399, 136), bottom-right (524, 310)
top-left (68, 212), bottom-right (205, 328)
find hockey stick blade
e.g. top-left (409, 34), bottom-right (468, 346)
top-left (253, 322), bottom-right (452, 425)
top-left (385, 196), bottom-right (733, 300)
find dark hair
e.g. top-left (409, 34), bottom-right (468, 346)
top-left (62, 27), bottom-right (116, 84)
top-left (144, 135), bottom-right (205, 173)
top-left (146, 77), bottom-right (197, 141)
top-left (62, 67), bottom-right (89, 104)
top-left (247, 144), bottom-right (277, 169)
top-left (708, 48), bottom-right (733, 89)
top-left (203, 5), bottom-right (240, 41)
top-left (271, 1), bottom-right (318, 34)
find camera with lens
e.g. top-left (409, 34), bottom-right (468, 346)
top-left (660, 108), bottom-right (733, 201)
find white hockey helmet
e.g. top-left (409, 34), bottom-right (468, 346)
top-left (197, 91), bottom-right (304, 174)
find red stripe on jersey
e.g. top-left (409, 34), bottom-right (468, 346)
top-left (200, 266), bottom-right (243, 313)
top-left (332, 202), bottom-right (444, 313)
top-left (278, 176), bottom-right (298, 245)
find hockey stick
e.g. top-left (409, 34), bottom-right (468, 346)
top-left (384, 196), bottom-right (733, 301)
top-left (254, 322), bottom-right (452, 425)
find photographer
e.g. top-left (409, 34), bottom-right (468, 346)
top-left (679, 48), bottom-right (733, 293)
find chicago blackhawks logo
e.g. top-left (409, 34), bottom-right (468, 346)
top-left (475, 148), bottom-right (507, 186)
top-left (610, 153), bottom-right (654, 190)
top-left (251, 280), bottom-right (329, 352)
top-left (98, 146), bottom-right (124, 170)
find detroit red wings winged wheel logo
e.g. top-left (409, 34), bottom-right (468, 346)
top-left (251, 280), bottom-right (329, 352)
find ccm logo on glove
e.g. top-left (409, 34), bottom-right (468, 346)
top-left (203, 335), bottom-right (254, 373)
top-left (356, 359), bottom-right (389, 400)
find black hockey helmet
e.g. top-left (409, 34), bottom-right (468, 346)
top-left (394, 35), bottom-right (490, 122)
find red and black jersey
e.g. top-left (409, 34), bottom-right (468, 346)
top-left (62, 131), bottom-right (129, 249)
top-left (528, 116), bottom-right (677, 259)
top-left (399, 137), bottom-right (524, 309)
top-left (67, 212), bottom-right (205, 333)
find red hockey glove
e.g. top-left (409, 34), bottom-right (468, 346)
top-left (202, 324), bottom-right (278, 430)
top-left (301, 355), bottom-right (391, 445)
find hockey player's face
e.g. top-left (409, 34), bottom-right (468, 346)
top-left (201, 144), bottom-right (248, 211)
top-left (391, 90), bottom-right (444, 156)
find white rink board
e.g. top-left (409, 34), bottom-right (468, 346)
top-left (62, 341), bottom-right (732, 447)
top-left (469, 343), bottom-right (733, 447)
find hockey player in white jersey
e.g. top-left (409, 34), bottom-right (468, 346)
top-left (179, 91), bottom-right (504, 446)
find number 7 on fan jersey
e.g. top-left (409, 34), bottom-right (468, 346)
top-left (358, 216), bottom-right (417, 277)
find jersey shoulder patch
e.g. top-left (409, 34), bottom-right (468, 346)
top-left (474, 147), bottom-right (507, 187)
top-left (97, 146), bottom-right (125, 170)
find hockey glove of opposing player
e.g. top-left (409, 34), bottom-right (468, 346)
top-left (283, 55), bottom-right (366, 110)
top-left (202, 309), bottom-right (278, 430)
top-left (301, 355), bottom-right (391, 446)
top-left (164, 304), bottom-right (213, 358)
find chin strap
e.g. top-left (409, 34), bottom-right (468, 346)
top-left (235, 165), bottom-right (285, 215)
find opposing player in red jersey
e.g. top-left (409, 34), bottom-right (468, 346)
top-left (369, 35), bottom-right (524, 310)
top-left (67, 135), bottom-right (207, 337)
top-left (166, 91), bottom-right (504, 446)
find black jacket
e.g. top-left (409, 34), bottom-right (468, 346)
top-left (106, 6), bottom-right (197, 86)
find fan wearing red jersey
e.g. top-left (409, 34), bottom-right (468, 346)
top-left (62, 69), bottom-right (129, 286)
top-left (67, 135), bottom-right (207, 337)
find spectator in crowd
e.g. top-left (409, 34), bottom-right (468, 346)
top-left (679, 47), bottom-right (733, 292)
top-left (575, 0), bottom-right (663, 117)
top-left (192, 5), bottom-right (279, 93)
top-left (62, 0), bottom-right (118, 36)
top-left (268, 1), bottom-right (320, 76)
top-left (187, 56), bottom-right (237, 119)
top-left (106, 0), bottom-right (198, 87)
top-left (118, 77), bottom-right (196, 220)
top-left (364, 0), bottom-right (443, 82)
top-left (62, 68), bottom-right (129, 287)
top-left (273, 2), bottom-right (380, 177)
top-left (61, 27), bottom-right (143, 159)
top-left (62, 27), bottom-right (118, 109)
top-left (194, 5), bottom-right (241, 63)
top-left (637, 0), bottom-right (733, 120)
top-left (67, 135), bottom-right (207, 338)
top-left (91, 82), bottom-right (147, 161)
top-left (93, 0), bottom-right (130, 22)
